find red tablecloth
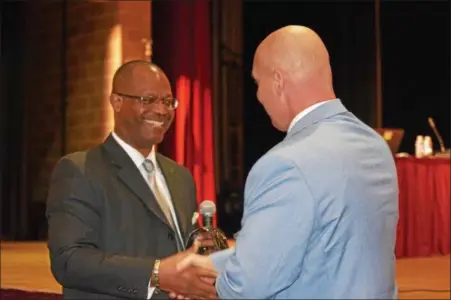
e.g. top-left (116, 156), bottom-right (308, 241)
top-left (395, 156), bottom-right (450, 258)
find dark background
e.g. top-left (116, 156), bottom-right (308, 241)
top-left (243, 1), bottom-right (450, 175)
top-left (380, 2), bottom-right (450, 153)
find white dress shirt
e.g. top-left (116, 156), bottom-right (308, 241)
top-left (112, 132), bottom-right (183, 299)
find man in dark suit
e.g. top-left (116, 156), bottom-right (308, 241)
top-left (46, 60), bottom-right (217, 299)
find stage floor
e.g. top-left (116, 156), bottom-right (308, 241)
top-left (1, 242), bottom-right (450, 299)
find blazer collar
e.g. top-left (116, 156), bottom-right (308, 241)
top-left (285, 99), bottom-right (348, 140)
top-left (101, 134), bottom-right (176, 232)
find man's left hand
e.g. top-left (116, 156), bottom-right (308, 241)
top-left (168, 254), bottom-right (216, 299)
top-left (192, 231), bottom-right (216, 253)
top-left (177, 253), bottom-right (215, 273)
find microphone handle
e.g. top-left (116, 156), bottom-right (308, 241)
top-left (431, 123), bottom-right (446, 153)
top-left (202, 215), bottom-right (213, 228)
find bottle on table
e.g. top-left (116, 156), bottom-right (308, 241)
top-left (423, 136), bottom-right (433, 157)
top-left (415, 135), bottom-right (424, 158)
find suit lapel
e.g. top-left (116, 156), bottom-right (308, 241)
top-left (102, 135), bottom-right (173, 230)
top-left (157, 154), bottom-right (189, 242)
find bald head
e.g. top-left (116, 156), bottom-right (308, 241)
top-left (112, 60), bottom-right (170, 95)
top-left (255, 25), bottom-right (331, 81)
top-left (252, 25), bottom-right (336, 132)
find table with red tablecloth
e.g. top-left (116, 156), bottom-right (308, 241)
top-left (395, 156), bottom-right (450, 258)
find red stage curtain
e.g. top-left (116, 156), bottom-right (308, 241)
top-left (154, 1), bottom-right (216, 225)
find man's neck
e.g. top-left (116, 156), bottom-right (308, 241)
top-left (113, 130), bottom-right (153, 157)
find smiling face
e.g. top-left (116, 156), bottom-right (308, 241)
top-left (111, 62), bottom-right (175, 153)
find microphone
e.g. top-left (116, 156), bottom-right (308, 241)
top-left (199, 200), bottom-right (216, 228)
top-left (185, 200), bottom-right (229, 253)
top-left (428, 117), bottom-right (446, 153)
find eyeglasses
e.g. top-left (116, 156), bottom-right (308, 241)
top-left (115, 92), bottom-right (179, 110)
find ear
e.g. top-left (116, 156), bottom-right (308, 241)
top-left (110, 94), bottom-right (123, 112)
top-left (273, 69), bottom-right (283, 96)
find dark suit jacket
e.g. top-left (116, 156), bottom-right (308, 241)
top-left (46, 134), bottom-right (199, 299)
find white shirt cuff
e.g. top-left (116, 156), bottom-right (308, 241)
top-left (147, 285), bottom-right (155, 299)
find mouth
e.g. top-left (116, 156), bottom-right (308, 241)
top-left (144, 120), bottom-right (164, 127)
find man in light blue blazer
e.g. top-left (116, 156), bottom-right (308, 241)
top-left (178, 25), bottom-right (399, 299)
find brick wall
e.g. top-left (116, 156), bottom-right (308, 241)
top-left (65, 1), bottom-right (118, 154)
top-left (23, 1), bottom-right (151, 236)
top-left (65, 1), bottom-right (151, 154)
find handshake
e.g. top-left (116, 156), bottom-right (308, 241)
top-left (156, 232), bottom-right (224, 300)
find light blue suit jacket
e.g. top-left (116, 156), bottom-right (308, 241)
top-left (211, 99), bottom-right (399, 299)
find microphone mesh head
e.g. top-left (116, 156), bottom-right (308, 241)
top-left (199, 200), bottom-right (216, 216)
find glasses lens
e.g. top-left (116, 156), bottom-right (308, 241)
top-left (168, 98), bottom-right (178, 109)
top-left (142, 95), bottom-right (158, 105)
top-left (139, 95), bottom-right (178, 110)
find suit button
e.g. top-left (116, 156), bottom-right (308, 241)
top-left (128, 288), bottom-right (133, 293)
top-left (168, 233), bottom-right (174, 240)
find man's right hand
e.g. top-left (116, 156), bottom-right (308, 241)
top-left (158, 249), bottom-right (218, 299)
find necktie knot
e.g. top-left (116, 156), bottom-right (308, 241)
top-left (143, 159), bottom-right (155, 174)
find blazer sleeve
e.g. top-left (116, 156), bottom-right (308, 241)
top-left (46, 156), bottom-right (154, 299)
top-left (213, 154), bottom-right (315, 299)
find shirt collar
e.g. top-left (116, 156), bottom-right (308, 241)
top-left (287, 99), bottom-right (337, 133)
top-left (111, 131), bottom-right (157, 170)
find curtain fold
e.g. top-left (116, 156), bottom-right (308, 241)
top-left (153, 0), bottom-right (216, 226)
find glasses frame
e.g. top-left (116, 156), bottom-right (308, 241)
top-left (115, 92), bottom-right (178, 110)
